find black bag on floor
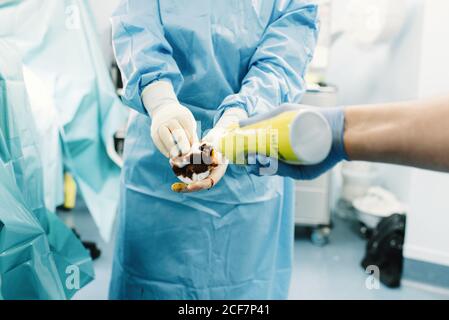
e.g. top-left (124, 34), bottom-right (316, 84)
top-left (361, 213), bottom-right (406, 288)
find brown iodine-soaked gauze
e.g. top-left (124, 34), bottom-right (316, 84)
top-left (171, 143), bottom-right (218, 180)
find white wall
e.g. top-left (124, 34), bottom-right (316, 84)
top-left (403, 0), bottom-right (449, 266)
top-left (327, 0), bottom-right (424, 201)
top-left (328, 0), bottom-right (423, 106)
top-left (328, 0), bottom-right (449, 266)
top-left (328, 0), bottom-right (449, 267)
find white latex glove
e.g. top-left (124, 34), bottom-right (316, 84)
top-left (142, 80), bottom-right (198, 158)
top-left (183, 107), bottom-right (248, 192)
top-left (203, 107), bottom-right (248, 148)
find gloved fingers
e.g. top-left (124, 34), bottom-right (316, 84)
top-left (151, 131), bottom-right (170, 158)
top-left (246, 154), bottom-right (298, 178)
top-left (166, 120), bottom-right (191, 156)
top-left (158, 125), bottom-right (180, 158)
top-left (277, 162), bottom-right (306, 180)
top-left (182, 163), bottom-right (228, 193)
top-left (178, 113), bottom-right (199, 145)
top-left (246, 154), bottom-right (275, 176)
top-left (209, 161), bottom-right (227, 184)
top-left (184, 179), bottom-right (213, 193)
top-left (202, 127), bottom-right (225, 147)
top-left (246, 154), bottom-right (321, 180)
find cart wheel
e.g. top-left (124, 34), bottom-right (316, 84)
top-left (311, 227), bottom-right (331, 246)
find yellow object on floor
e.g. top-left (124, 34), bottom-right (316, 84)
top-left (63, 173), bottom-right (77, 210)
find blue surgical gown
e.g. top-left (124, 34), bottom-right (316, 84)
top-left (110, 0), bottom-right (318, 299)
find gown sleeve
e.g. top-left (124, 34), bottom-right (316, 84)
top-left (111, 0), bottom-right (184, 114)
top-left (215, 1), bottom-right (319, 123)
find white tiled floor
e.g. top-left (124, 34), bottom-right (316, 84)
top-left (68, 206), bottom-right (449, 300)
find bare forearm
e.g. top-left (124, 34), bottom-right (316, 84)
top-left (344, 96), bottom-right (449, 172)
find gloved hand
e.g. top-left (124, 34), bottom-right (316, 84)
top-left (247, 107), bottom-right (348, 180)
top-left (142, 80), bottom-right (198, 158)
top-left (181, 107), bottom-right (248, 192)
